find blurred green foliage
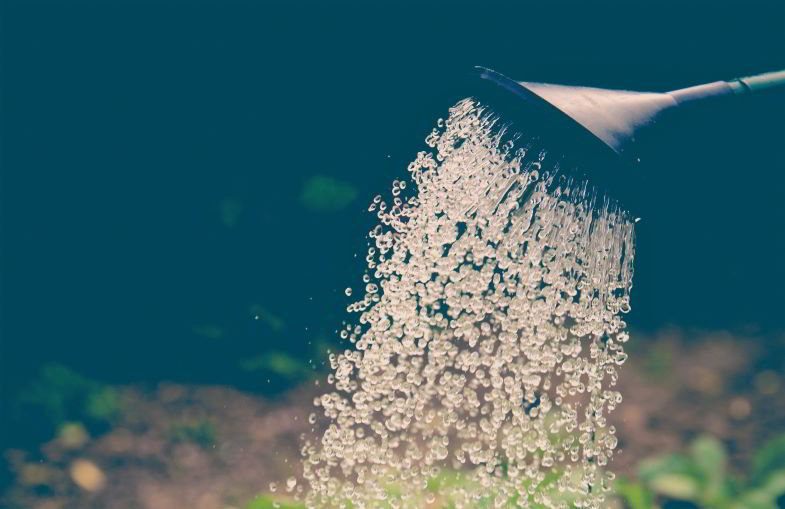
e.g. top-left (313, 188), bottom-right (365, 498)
top-left (617, 434), bottom-right (785, 509)
top-left (9, 361), bottom-right (785, 509)
top-left (220, 197), bottom-right (244, 228)
top-left (751, 435), bottom-right (785, 487)
top-left (615, 477), bottom-right (656, 509)
top-left (57, 421), bottom-right (91, 449)
top-left (10, 362), bottom-right (785, 509)
top-left (641, 342), bottom-right (673, 381)
top-left (239, 352), bottom-right (312, 381)
top-left (168, 420), bottom-right (217, 449)
top-left (245, 495), bottom-right (305, 509)
top-left (250, 305), bottom-right (286, 333)
top-left (192, 324), bottom-right (225, 340)
top-left (299, 176), bottom-right (358, 212)
top-left (249, 435), bottom-right (785, 509)
top-left (17, 363), bottom-right (121, 437)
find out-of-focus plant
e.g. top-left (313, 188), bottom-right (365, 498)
top-left (250, 304), bottom-right (286, 333)
top-left (220, 197), bottom-right (244, 228)
top-left (239, 351), bottom-right (312, 381)
top-left (17, 363), bottom-right (121, 438)
top-left (615, 477), bottom-right (656, 509)
top-left (245, 494), bottom-right (305, 509)
top-left (299, 175), bottom-right (358, 212)
top-left (168, 420), bottom-right (217, 449)
top-left (616, 434), bottom-right (785, 509)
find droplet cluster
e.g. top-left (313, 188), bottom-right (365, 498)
top-left (301, 98), bottom-right (635, 508)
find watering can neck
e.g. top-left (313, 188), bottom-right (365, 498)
top-left (668, 70), bottom-right (785, 105)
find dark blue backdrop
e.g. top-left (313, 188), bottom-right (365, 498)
top-left (2, 0), bottom-right (784, 445)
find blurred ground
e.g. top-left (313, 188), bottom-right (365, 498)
top-left (3, 329), bottom-right (784, 509)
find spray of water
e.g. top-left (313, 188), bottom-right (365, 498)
top-left (301, 98), bottom-right (635, 508)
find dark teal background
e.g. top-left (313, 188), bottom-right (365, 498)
top-left (2, 0), bottom-right (784, 447)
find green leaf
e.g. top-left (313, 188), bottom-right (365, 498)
top-left (731, 489), bottom-right (778, 509)
top-left (648, 473), bottom-right (701, 500)
top-left (299, 176), bottom-right (358, 212)
top-left (239, 352), bottom-right (310, 380)
top-left (85, 386), bottom-right (120, 422)
top-left (752, 435), bottom-right (785, 486)
top-left (250, 305), bottom-right (286, 333)
top-left (642, 343), bottom-right (673, 380)
top-left (690, 435), bottom-right (729, 502)
top-left (169, 420), bottom-right (217, 448)
top-left (691, 435), bottom-right (727, 479)
top-left (18, 363), bottom-right (121, 430)
top-left (614, 478), bottom-right (655, 509)
top-left (759, 470), bottom-right (785, 499)
top-left (57, 421), bottom-right (90, 449)
top-left (639, 453), bottom-right (695, 483)
top-left (245, 495), bottom-right (305, 509)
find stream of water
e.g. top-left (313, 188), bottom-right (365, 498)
top-left (301, 98), bottom-right (635, 508)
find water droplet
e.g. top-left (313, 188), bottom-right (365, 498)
top-left (301, 97), bottom-right (635, 508)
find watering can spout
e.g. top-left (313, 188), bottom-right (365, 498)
top-left (475, 67), bottom-right (785, 162)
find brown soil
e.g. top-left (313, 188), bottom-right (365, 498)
top-left (4, 329), bottom-right (784, 509)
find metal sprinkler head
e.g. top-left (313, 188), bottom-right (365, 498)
top-left (476, 66), bottom-right (785, 162)
top-left (471, 66), bottom-right (785, 209)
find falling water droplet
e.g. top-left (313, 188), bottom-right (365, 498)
top-left (300, 98), bottom-right (635, 509)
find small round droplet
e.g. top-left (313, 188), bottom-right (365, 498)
top-left (301, 97), bottom-right (634, 509)
top-left (286, 477), bottom-right (297, 492)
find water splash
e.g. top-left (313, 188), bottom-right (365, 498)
top-left (301, 98), bottom-right (635, 508)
